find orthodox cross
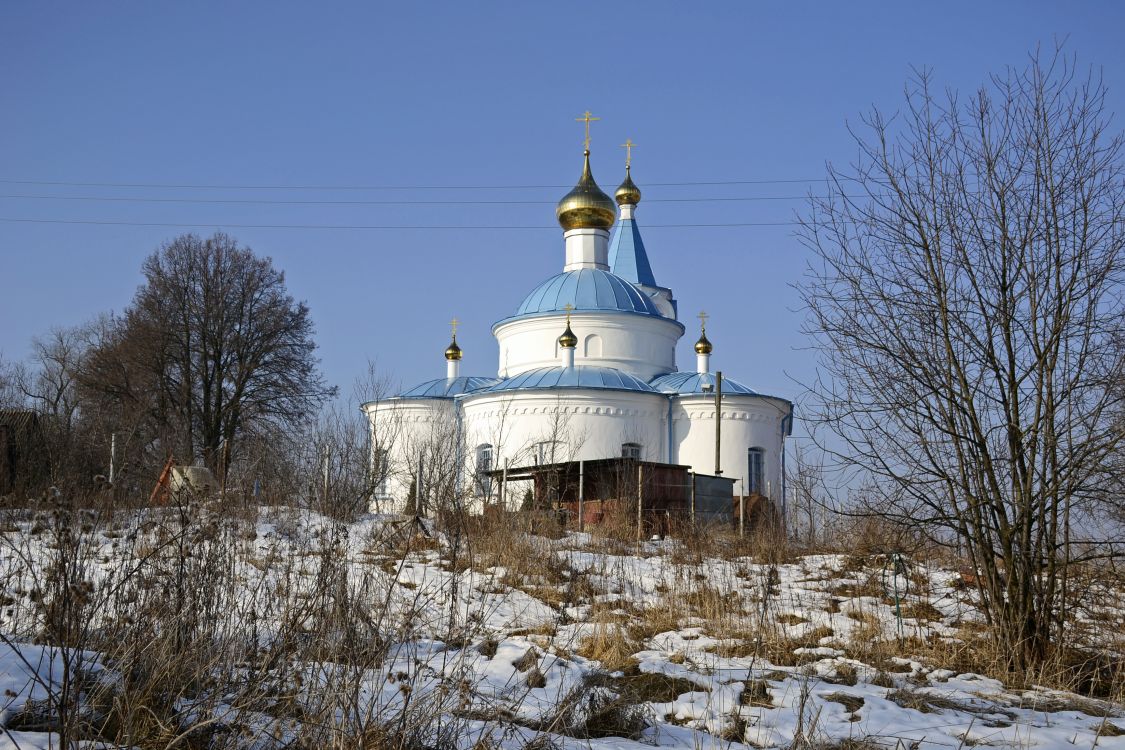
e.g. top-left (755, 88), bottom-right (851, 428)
top-left (563, 303), bottom-right (574, 324)
top-left (450, 317), bottom-right (459, 339)
top-left (621, 138), bottom-right (637, 168)
top-left (575, 110), bottom-right (599, 151)
top-left (697, 310), bottom-right (709, 333)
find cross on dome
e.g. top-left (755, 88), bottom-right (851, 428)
top-left (621, 138), bottom-right (637, 168)
top-left (576, 110), bottom-right (600, 152)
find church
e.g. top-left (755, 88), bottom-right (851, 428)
top-left (363, 123), bottom-right (793, 523)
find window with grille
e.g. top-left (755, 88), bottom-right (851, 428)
top-left (747, 448), bottom-right (764, 496)
top-left (476, 444), bottom-right (493, 496)
top-left (621, 442), bottom-right (642, 460)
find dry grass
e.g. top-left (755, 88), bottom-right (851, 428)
top-left (575, 622), bottom-right (642, 673)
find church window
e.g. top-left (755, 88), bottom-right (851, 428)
top-left (534, 440), bottom-right (560, 465)
top-left (584, 334), bottom-right (602, 357)
top-left (475, 444), bottom-right (493, 497)
top-left (373, 447), bottom-right (389, 496)
top-left (621, 442), bottom-right (642, 460)
top-left (747, 448), bottom-right (764, 496)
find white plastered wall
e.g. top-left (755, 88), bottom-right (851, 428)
top-left (363, 398), bottom-right (457, 513)
top-left (493, 312), bottom-right (683, 380)
top-left (460, 389), bottom-right (669, 504)
top-left (670, 395), bottom-right (790, 502)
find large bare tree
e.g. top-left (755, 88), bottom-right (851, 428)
top-left (799, 48), bottom-right (1125, 669)
top-left (83, 233), bottom-right (334, 479)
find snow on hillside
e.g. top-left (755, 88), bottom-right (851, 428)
top-left (0, 505), bottom-right (1121, 749)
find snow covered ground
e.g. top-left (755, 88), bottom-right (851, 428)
top-left (0, 505), bottom-right (1121, 749)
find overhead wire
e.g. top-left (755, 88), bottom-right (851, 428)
top-left (0, 217), bottom-right (799, 230)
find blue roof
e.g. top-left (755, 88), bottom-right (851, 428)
top-left (649, 371), bottom-right (760, 396)
top-left (514, 268), bottom-right (661, 317)
top-left (484, 366), bottom-right (658, 394)
top-left (396, 376), bottom-right (501, 399)
top-left (608, 218), bottom-right (657, 287)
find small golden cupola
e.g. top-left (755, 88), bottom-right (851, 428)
top-left (558, 306), bottom-right (578, 349)
top-left (694, 311), bottom-right (713, 374)
top-left (445, 318), bottom-right (463, 378)
top-left (615, 139), bottom-right (641, 206)
top-left (556, 150), bottom-right (617, 231)
top-left (694, 330), bottom-right (713, 355)
top-left (558, 305), bottom-right (578, 369)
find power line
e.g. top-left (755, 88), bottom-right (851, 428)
top-left (0, 217), bottom-right (798, 230)
top-left (0, 193), bottom-right (823, 206)
top-left (0, 176), bottom-right (835, 191)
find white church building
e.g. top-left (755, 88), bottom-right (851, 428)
top-left (363, 139), bottom-right (793, 517)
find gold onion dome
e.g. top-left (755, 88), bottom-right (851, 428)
top-left (444, 336), bottom-right (462, 361)
top-left (694, 330), bottom-right (713, 355)
top-left (558, 323), bottom-right (578, 349)
top-left (615, 166), bottom-right (642, 206)
top-left (556, 150), bottom-right (617, 231)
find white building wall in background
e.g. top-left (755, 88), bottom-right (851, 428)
top-left (494, 312), bottom-right (683, 380)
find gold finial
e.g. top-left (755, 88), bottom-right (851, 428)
top-left (445, 317), bottom-right (463, 361)
top-left (621, 138), bottom-right (636, 169)
top-left (576, 110), bottom-right (600, 152)
top-left (694, 311), bottom-right (713, 355)
top-left (558, 303), bottom-right (578, 349)
top-left (615, 139), bottom-right (642, 206)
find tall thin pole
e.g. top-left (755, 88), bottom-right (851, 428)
top-left (739, 478), bottom-right (745, 538)
top-left (322, 444), bottom-right (331, 505)
top-left (578, 460), bottom-right (585, 532)
top-left (714, 371), bottom-right (723, 475)
top-left (636, 464), bottom-right (644, 540)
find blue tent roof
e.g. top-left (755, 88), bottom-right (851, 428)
top-left (484, 366), bottom-right (657, 394)
top-left (514, 268), bottom-right (660, 317)
top-left (649, 371), bottom-right (760, 395)
top-left (608, 218), bottom-right (657, 287)
top-left (396, 376), bottom-right (501, 399)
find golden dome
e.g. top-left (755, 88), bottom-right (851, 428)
top-left (444, 336), bottom-right (462, 361)
top-left (558, 322), bottom-right (578, 349)
top-left (556, 150), bottom-right (617, 231)
top-left (615, 166), bottom-right (642, 206)
top-left (694, 331), bottom-right (713, 355)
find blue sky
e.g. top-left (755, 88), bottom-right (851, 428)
top-left (2, 2), bottom-right (1123, 405)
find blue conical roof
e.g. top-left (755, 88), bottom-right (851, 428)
top-left (608, 217), bottom-right (657, 287)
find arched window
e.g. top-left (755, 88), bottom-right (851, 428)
top-left (747, 448), bottom-right (764, 496)
top-left (475, 444), bottom-right (493, 497)
top-left (621, 442), bottom-right (642, 460)
top-left (373, 447), bottom-right (389, 497)
top-left (584, 333), bottom-right (603, 357)
top-left (534, 440), bottom-right (561, 465)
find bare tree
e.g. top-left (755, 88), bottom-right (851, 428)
top-left (81, 233), bottom-right (335, 480)
top-left (799, 47), bottom-right (1125, 670)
